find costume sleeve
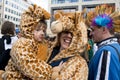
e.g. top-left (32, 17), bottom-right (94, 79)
top-left (56, 56), bottom-right (88, 80)
top-left (2, 59), bottom-right (25, 79)
top-left (8, 38), bottom-right (52, 80)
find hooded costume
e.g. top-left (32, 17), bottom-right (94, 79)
top-left (1, 4), bottom-right (52, 80)
top-left (48, 10), bottom-right (88, 80)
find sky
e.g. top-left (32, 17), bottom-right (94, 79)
top-left (30, 0), bottom-right (49, 11)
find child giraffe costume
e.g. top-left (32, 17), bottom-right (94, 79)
top-left (1, 4), bottom-right (52, 80)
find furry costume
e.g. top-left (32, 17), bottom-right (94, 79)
top-left (48, 10), bottom-right (88, 80)
top-left (1, 4), bottom-right (52, 80)
top-left (1, 6), bottom-right (89, 80)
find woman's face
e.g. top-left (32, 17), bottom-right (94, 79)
top-left (59, 31), bottom-right (73, 50)
top-left (33, 24), bottom-right (46, 42)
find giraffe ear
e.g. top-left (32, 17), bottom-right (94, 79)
top-left (54, 11), bottom-right (63, 20)
top-left (66, 12), bottom-right (75, 20)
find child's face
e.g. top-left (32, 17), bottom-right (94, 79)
top-left (33, 24), bottom-right (46, 42)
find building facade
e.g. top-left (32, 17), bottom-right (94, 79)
top-left (0, 0), bottom-right (31, 30)
top-left (47, 0), bottom-right (120, 36)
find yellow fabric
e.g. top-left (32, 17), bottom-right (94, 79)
top-left (37, 43), bottom-right (48, 61)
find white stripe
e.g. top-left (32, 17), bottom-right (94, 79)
top-left (105, 51), bottom-right (111, 80)
top-left (96, 52), bottom-right (104, 80)
top-left (96, 51), bottom-right (111, 80)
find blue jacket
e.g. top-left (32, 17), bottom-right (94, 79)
top-left (89, 38), bottom-right (120, 80)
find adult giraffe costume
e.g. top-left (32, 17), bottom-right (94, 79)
top-left (48, 10), bottom-right (88, 80)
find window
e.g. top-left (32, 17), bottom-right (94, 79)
top-left (11, 10), bottom-right (13, 14)
top-left (8, 9), bottom-right (10, 12)
top-left (71, 0), bottom-right (78, 2)
top-left (6, 0), bottom-right (8, 4)
top-left (5, 8), bottom-right (7, 11)
top-left (13, 17), bottom-right (15, 21)
top-left (0, 6), bottom-right (2, 9)
top-left (58, 0), bottom-right (65, 3)
top-left (5, 15), bottom-right (7, 18)
top-left (8, 16), bottom-right (10, 19)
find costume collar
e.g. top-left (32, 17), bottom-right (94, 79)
top-left (97, 37), bottom-right (118, 48)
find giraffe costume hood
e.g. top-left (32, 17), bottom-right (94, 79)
top-left (49, 10), bottom-right (88, 62)
top-left (2, 4), bottom-right (52, 80)
top-left (48, 11), bottom-right (88, 80)
top-left (20, 4), bottom-right (50, 38)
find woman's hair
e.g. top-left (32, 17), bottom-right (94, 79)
top-left (1, 21), bottom-right (15, 36)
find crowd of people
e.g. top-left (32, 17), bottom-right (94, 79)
top-left (0, 4), bottom-right (120, 80)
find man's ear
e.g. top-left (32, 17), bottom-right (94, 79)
top-left (102, 27), bottom-right (108, 33)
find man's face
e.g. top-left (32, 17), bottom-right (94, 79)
top-left (33, 26), bottom-right (46, 42)
top-left (90, 26), bottom-right (103, 43)
top-left (60, 31), bottom-right (73, 50)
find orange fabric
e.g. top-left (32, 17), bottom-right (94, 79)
top-left (87, 43), bottom-right (91, 51)
top-left (37, 43), bottom-right (48, 61)
top-left (0, 70), bottom-right (4, 80)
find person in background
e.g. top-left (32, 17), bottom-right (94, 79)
top-left (0, 21), bottom-right (18, 70)
top-left (87, 29), bottom-right (94, 62)
top-left (86, 4), bottom-right (120, 80)
top-left (15, 28), bottom-right (22, 38)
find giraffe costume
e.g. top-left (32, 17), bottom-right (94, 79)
top-left (1, 4), bottom-right (52, 80)
top-left (48, 11), bottom-right (88, 80)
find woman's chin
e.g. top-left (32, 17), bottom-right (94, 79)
top-left (62, 44), bottom-right (69, 49)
